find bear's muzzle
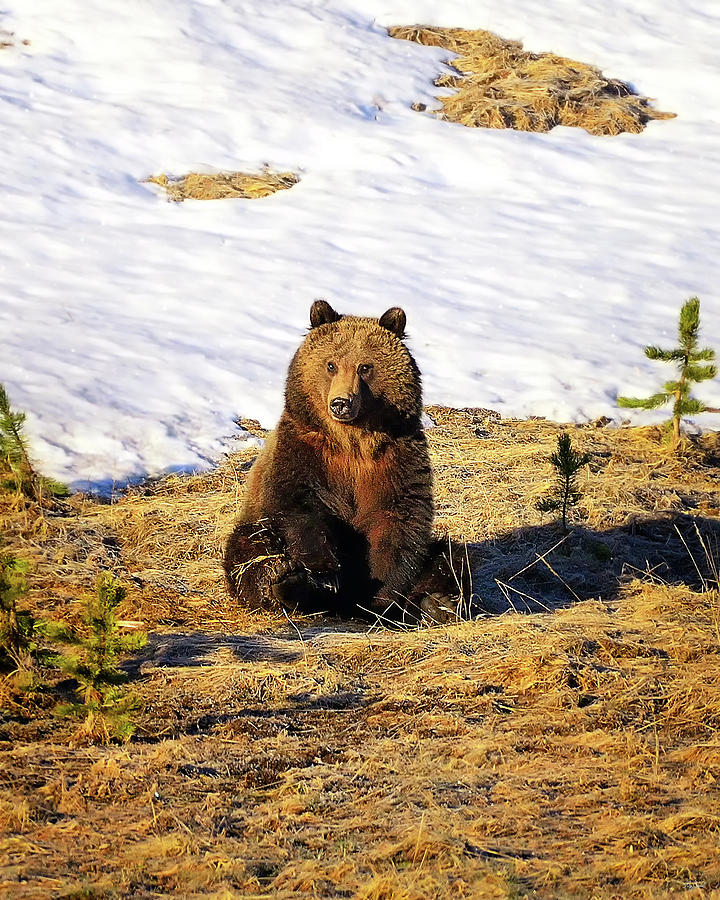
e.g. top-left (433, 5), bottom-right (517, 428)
top-left (329, 396), bottom-right (358, 422)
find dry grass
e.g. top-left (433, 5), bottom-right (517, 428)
top-left (2, 411), bottom-right (720, 897)
top-left (0, 30), bottom-right (29, 49)
top-left (427, 408), bottom-right (720, 613)
top-left (146, 168), bottom-right (299, 202)
top-left (388, 26), bottom-right (675, 136)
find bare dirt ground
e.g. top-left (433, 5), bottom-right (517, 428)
top-left (2, 411), bottom-right (719, 898)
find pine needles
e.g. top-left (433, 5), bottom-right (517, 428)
top-left (0, 384), bottom-right (36, 496)
top-left (618, 297), bottom-right (718, 445)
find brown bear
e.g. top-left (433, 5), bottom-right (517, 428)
top-left (224, 300), bottom-right (472, 622)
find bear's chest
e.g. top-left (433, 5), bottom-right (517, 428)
top-left (322, 442), bottom-right (391, 516)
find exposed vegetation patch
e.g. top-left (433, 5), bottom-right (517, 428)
top-left (146, 168), bottom-right (299, 202)
top-left (0, 29), bottom-right (29, 49)
top-left (389, 26), bottom-right (675, 135)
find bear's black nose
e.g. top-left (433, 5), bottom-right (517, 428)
top-left (330, 397), bottom-right (352, 418)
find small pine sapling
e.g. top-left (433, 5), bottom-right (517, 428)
top-left (55, 572), bottom-right (146, 743)
top-left (536, 432), bottom-right (591, 532)
top-left (0, 552), bottom-right (57, 699)
top-left (618, 297), bottom-right (718, 445)
top-left (0, 383), bottom-right (68, 500)
top-left (0, 552), bottom-right (32, 668)
top-left (0, 384), bottom-right (35, 496)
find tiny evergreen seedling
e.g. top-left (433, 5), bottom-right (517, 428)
top-left (0, 552), bottom-right (32, 667)
top-left (536, 433), bottom-right (591, 532)
top-left (0, 551), bottom-right (62, 699)
top-left (0, 383), bottom-right (35, 496)
top-left (0, 383), bottom-right (68, 500)
top-left (56, 572), bottom-right (146, 743)
top-left (617, 297), bottom-right (718, 445)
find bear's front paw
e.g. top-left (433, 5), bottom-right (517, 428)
top-left (271, 565), bottom-right (341, 611)
top-left (271, 569), bottom-right (310, 610)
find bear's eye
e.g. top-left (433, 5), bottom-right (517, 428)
top-left (327, 362), bottom-right (337, 374)
top-left (358, 364), bottom-right (373, 377)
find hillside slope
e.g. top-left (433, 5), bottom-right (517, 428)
top-left (2, 413), bottom-right (719, 897)
top-left (1, 0), bottom-right (719, 488)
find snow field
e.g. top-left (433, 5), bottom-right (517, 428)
top-left (1, 0), bottom-right (718, 489)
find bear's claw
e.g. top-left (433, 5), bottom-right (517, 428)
top-left (270, 567), bottom-right (341, 611)
top-left (306, 570), bottom-right (340, 594)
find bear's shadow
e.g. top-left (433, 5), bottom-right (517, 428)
top-left (124, 512), bottom-right (719, 675)
top-left (463, 512), bottom-right (718, 615)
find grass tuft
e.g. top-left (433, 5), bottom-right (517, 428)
top-left (146, 168), bottom-right (299, 202)
top-left (389, 25), bottom-right (675, 135)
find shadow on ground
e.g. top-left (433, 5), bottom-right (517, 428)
top-left (124, 513), bottom-right (719, 674)
top-left (470, 513), bottom-right (720, 614)
top-left (123, 623), bottom-right (367, 675)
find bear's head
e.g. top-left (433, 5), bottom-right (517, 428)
top-left (285, 300), bottom-right (423, 433)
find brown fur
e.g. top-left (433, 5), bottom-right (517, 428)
top-left (224, 301), bottom-right (471, 622)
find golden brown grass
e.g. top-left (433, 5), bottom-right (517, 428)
top-left (388, 26), bottom-right (675, 136)
top-left (2, 412), bottom-right (720, 897)
top-left (0, 30), bottom-right (29, 49)
top-left (427, 408), bottom-right (720, 613)
top-left (146, 168), bottom-right (299, 202)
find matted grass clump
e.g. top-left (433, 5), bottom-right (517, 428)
top-left (146, 168), bottom-right (299, 202)
top-left (389, 25), bottom-right (675, 135)
top-left (2, 413), bottom-right (720, 896)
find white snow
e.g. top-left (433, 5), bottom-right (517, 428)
top-left (1, 0), bottom-right (718, 491)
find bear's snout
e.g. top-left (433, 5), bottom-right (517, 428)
top-left (329, 396), bottom-right (358, 422)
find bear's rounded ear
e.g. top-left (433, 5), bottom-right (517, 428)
top-left (378, 307), bottom-right (406, 338)
top-left (310, 299), bottom-right (341, 328)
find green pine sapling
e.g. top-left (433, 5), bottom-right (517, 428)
top-left (55, 572), bottom-right (146, 743)
top-left (0, 384), bottom-right (36, 496)
top-left (0, 552), bottom-right (32, 667)
top-left (536, 432), bottom-right (591, 532)
top-left (0, 551), bottom-right (62, 697)
top-left (618, 297), bottom-right (718, 445)
top-left (0, 551), bottom-right (43, 699)
top-left (0, 383), bottom-right (68, 500)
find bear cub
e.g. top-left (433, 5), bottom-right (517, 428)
top-left (224, 300), bottom-right (472, 622)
